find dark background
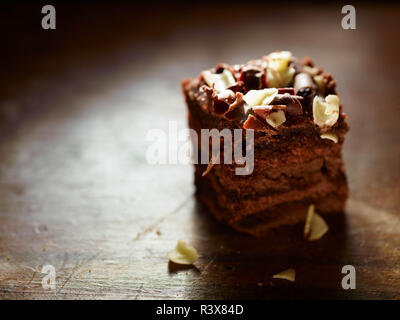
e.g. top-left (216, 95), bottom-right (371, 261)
top-left (0, 1), bottom-right (400, 299)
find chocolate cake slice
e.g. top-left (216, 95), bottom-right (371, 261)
top-left (182, 51), bottom-right (349, 237)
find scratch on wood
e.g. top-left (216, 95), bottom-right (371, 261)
top-left (21, 269), bottom-right (38, 298)
top-left (26, 270), bottom-right (37, 286)
top-left (202, 255), bottom-right (217, 274)
top-left (75, 268), bottom-right (92, 278)
top-left (58, 252), bottom-right (101, 294)
top-left (131, 194), bottom-right (193, 242)
top-left (60, 252), bottom-right (69, 271)
top-left (134, 283), bottom-right (144, 300)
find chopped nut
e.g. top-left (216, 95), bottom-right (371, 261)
top-left (312, 95), bottom-right (340, 127)
top-left (202, 69), bottom-right (236, 92)
top-left (168, 240), bottom-right (199, 265)
top-left (266, 110), bottom-right (286, 128)
top-left (243, 88), bottom-right (278, 106)
top-left (320, 133), bottom-right (338, 143)
top-left (304, 204), bottom-right (329, 241)
top-left (272, 268), bottom-right (296, 282)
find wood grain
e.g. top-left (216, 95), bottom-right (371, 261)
top-left (0, 2), bottom-right (399, 299)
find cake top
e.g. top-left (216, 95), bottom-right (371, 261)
top-left (184, 51), bottom-right (346, 134)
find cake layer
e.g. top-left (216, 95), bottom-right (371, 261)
top-left (188, 105), bottom-right (347, 171)
top-left (212, 156), bottom-right (343, 186)
top-left (196, 183), bottom-right (346, 237)
top-left (196, 159), bottom-right (345, 198)
top-left (196, 166), bottom-right (348, 217)
top-left (196, 172), bottom-right (347, 237)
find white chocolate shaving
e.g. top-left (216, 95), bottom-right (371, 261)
top-left (320, 133), bottom-right (338, 143)
top-left (313, 75), bottom-right (324, 91)
top-left (266, 51), bottom-right (295, 88)
top-left (272, 268), bottom-right (296, 282)
top-left (267, 67), bottom-right (295, 88)
top-left (312, 95), bottom-right (340, 127)
top-left (243, 88), bottom-right (278, 106)
top-left (201, 69), bottom-right (236, 93)
top-left (303, 66), bottom-right (320, 76)
top-left (168, 240), bottom-right (199, 265)
top-left (266, 110), bottom-right (286, 128)
top-left (268, 51), bottom-right (293, 72)
top-left (304, 204), bottom-right (329, 241)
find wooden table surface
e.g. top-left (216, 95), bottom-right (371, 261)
top-left (1, 2), bottom-right (400, 300)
